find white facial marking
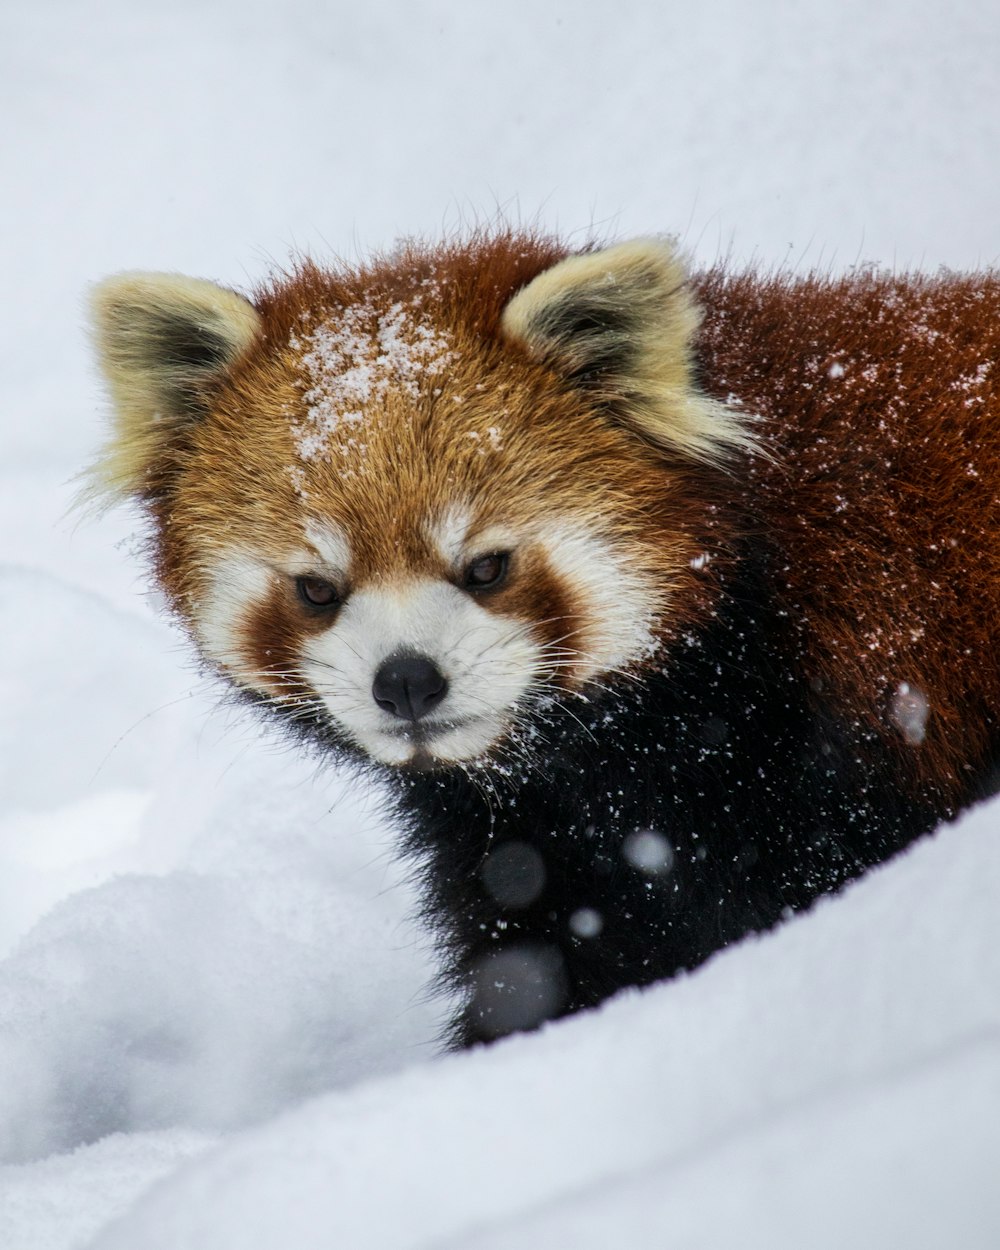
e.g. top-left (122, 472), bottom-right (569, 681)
top-left (300, 578), bottom-right (538, 765)
top-left (195, 552), bottom-right (272, 679)
top-left (538, 522), bottom-right (659, 677)
top-left (426, 504), bottom-right (473, 566)
top-left (427, 506), bottom-right (516, 575)
top-left (194, 517), bottom-right (662, 769)
top-left (304, 520), bottom-right (351, 576)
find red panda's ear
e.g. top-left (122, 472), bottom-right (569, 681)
top-left (86, 273), bottom-right (262, 504)
top-left (500, 240), bottom-right (752, 465)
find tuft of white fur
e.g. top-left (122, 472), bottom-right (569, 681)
top-left (303, 521), bottom-right (352, 577)
top-left (195, 553), bottom-right (273, 682)
top-left (539, 521), bottom-right (660, 678)
top-left (426, 505), bottom-right (476, 568)
top-left (501, 239), bottom-right (753, 466)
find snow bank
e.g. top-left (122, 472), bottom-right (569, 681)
top-left (0, 1130), bottom-right (213, 1250)
top-left (0, 566), bottom-right (444, 1171)
top-left (0, 567), bottom-right (191, 954)
top-left (0, 733), bottom-right (444, 1166)
top-left (77, 804), bottom-right (1000, 1250)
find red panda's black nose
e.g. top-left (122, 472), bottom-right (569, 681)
top-left (372, 654), bottom-right (449, 722)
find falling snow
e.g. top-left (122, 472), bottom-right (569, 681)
top-left (569, 907), bottom-right (604, 938)
top-left (622, 829), bottom-right (676, 876)
top-left (481, 842), bottom-right (547, 908)
top-left (890, 681), bottom-right (930, 746)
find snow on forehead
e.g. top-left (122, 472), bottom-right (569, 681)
top-left (289, 295), bottom-right (456, 464)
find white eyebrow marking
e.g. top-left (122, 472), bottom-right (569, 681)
top-left (426, 504), bottom-right (473, 565)
top-left (305, 520), bottom-right (351, 573)
top-left (427, 505), bottom-right (518, 571)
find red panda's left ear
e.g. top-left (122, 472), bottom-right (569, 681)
top-left (86, 272), bottom-right (262, 506)
top-left (500, 239), bottom-right (752, 465)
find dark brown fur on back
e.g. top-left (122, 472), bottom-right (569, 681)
top-left (693, 267), bottom-right (1000, 797)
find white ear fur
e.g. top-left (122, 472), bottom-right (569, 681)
top-left (501, 239), bottom-right (752, 465)
top-left (87, 272), bottom-right (262, 502)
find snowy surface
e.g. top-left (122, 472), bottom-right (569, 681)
top-left (2, 0), bottom-right (1000, 1246)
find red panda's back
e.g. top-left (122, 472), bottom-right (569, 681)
top-left (694, 267), bottom-right (1000, 799)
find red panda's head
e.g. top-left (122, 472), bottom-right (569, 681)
top-left (89, 234), bottom-right (751, 769)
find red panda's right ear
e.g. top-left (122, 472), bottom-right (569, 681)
top-left (86, 273), bottom-right (262, 505)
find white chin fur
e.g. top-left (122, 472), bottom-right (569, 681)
top-left (300, 580), bottom-right (538, 766)
top-left (352, 715), bottom-right (507, 768)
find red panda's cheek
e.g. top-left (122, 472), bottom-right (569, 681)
top-left (190, 552), bottom-right (273, 684)
top-left (190, 550), bottom-right (305, 697)
top-left (524, 524), bottom-right (665, 684)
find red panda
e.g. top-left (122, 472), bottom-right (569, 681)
top-left (89, 232), bottom-right (1000, 1044)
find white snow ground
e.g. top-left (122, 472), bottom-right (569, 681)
top-left (2, 1), bottom-right (999, 1246)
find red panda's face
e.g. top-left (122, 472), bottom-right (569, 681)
top-left (192, 498), bottom-right (663, 769)
top-left (174, 294), bottom-right (673, 769)
top-left (89, 236), bottom-right (750, 770)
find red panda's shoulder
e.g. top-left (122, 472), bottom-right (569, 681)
top-left (692, 265), bottom-right (1000, 795)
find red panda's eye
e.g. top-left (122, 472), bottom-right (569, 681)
top-left (463, 552), bottom-right (509, 591)
top-left (296, 576), bottom-right (341, 609)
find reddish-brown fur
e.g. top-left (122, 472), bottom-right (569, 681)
top-left (693, 266), bottom-right (1000, 798)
